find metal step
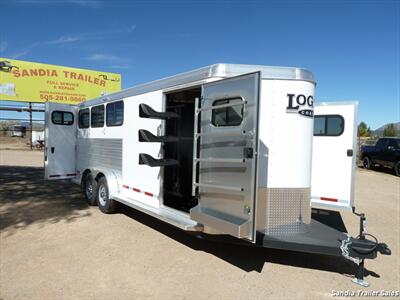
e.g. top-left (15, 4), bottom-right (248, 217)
top-left (194, 158), bottom-right (246, 163)
top-left (139, 103), bottom-right (180, 120)
top-left (113, 195), bottom-right (203, 231)
top-left (193, 182), bottom-right (244, 192)
top-left (190, 206), bottom-right (250, 238)
top-left (138, 129), bottom-right (179, 143)
top-left (139, 153), bottom-right (179, 167)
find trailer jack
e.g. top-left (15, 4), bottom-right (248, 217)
top-left (340, 210), bottom-right (391, 287)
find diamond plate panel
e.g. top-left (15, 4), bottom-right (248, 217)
top-left (262, 188), bottom-right (311, 236)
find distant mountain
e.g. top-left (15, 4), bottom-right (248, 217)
top-left (373, 122), bottom-right (400, 136)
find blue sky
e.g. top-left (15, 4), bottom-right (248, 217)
top-left (0, 0), bottom-right (399, 129)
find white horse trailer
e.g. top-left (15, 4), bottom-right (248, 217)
top-left (11, 125), bottom-right (26, 137)
top-left (44, 64), bottom-right (390, 286)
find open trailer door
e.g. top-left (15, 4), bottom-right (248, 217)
top-left (44, 102), bottom-right (77, 180)
top-left (311, 102), bottom-right (358, 211)
top-left (190, 72), bottom-right (260, 241)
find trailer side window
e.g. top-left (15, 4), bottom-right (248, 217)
top-left (211, 98), bottom-right (243, 127)
top-left (78, 108), bottom-right (90, 129)
top-left (314, 115), bottom-right (344, 136)
top-left (314, 117), bottom-right (326, 135)
top-left (91, 105), bottom-right (104, 128)
top-left (106, 101), bottom-right (124, 126)
top-left (51, 111), bottom-right (74, 125)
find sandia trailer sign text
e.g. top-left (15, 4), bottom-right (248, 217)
top-left (0, 58), bottom-right (121, 104)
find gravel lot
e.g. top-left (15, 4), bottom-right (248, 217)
top-left (0, 150), bottom-right (399, 299)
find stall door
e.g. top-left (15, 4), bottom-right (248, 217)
top-left (311, 102), bottom-right (358, 211)
top-left (44, 102), bottom-right (77, 180)
top-left (190, 72), bottom-right (261, 241)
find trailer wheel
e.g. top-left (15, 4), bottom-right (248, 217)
top-left (395, 161), bottom-right (400, 177)
top-left (96, 176), bottom-right (116, 213)
top-left (83, 173), bottom-right (97, 206)
top-left (363, 156), bottom-right (371, 169)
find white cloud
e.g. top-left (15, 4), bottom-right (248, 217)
top-left (44, 25), bottom-right (137, 45)
top-left (11, 50), bottom-right (31, 59)
top-left (8, 0), bottom-right (102, 8)
top-left (8, 25), bottom-right (136, 59)
top-left (0, 41), bottom-right (8, 52)
top-left (45, 36), bottom-right (81, 44)
top-left (108, 65), bottom-right (130, 69)
top-left (127, 25), bottom-right (137, 33)
top-left (86, 54), bottom-right (130, 63)
top-left (66, 0), bottom-right (101, 7)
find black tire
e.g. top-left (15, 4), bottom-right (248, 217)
top-left (395, 161), bottom-right (400, 177)
top-left (82, 173), bottom-right (97, 206)
top-left (363, 156), bottom-right (371, 169)
top-left (96, 176), bottom-right (116, 213)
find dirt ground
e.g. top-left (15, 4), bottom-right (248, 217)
top-left (0, 136), bottom-right (32, 151)
top-left (0, 150), bottom-right (399, 300)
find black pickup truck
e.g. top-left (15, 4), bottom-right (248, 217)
top-left (361, 137), bottom-right (400, 176)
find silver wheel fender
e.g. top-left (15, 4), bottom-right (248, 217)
top-left (96, 170), bottom-right (121, 198)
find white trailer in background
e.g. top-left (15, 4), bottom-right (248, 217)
top-left (10, 125), bottom-right (26, 137)
top-left (44, 64), bottom-right (390, 286)
top-left (31, 130), bottom-right (44, 144)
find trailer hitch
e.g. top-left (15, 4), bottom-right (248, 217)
top-left (340, 210), bottom-right (391, 287)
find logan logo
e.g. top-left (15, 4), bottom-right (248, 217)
top-left (286, 94), bottom-right (314, 118)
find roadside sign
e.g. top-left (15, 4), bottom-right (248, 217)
top-left (0, 58), bottom-right (121, 104)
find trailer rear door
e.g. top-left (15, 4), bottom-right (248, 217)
top-left (311, 102), bottom-right (358, 211)
top-left (191, 72), bottom-right (260, 241)
top-left (44, 103), bottom-right (77, 180)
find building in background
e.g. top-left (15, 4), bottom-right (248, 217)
top-left (10, 125), bottom-right (26, 137)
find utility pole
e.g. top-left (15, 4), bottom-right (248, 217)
top-left (29, 102), bottom-right (33, 150)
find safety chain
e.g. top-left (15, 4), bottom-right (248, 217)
top-left (340, 235), bottom-right (361, 264)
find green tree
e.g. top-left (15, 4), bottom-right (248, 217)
top-left (383, 123), bottom-right (396, 137)
top-left (358, 121), bottom-right (372, 137)
top-left (0, 121), bottom-right (12, 136)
